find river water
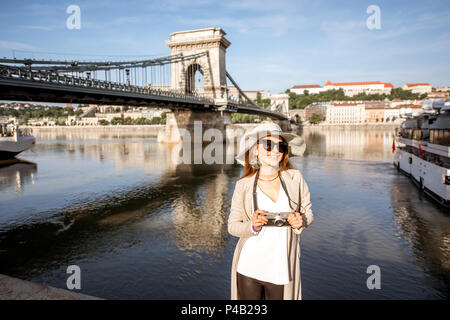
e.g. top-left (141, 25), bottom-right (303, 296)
top-left (0, 127), bottom-right (449, 299)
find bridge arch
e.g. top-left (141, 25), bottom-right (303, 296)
top-left (184, 61), bottom-right (207, 95)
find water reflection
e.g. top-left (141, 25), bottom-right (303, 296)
top-left (391, 174), bottom-right (450, 296)
top-left (32, 136), bottom-right (242, 175)
top-left (28, 127), bottom-right (163, 141)
top-left (170, 172), bottom-right (231, 254)
top-left (0, 160), bottom-right (37, 194)
top-left (29, 127), bottom-right (398, 175)
top-left (302, 127), bottom-right (396, 161)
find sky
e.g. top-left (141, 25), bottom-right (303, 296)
top-left (0, 0), bottom-right (450, 94)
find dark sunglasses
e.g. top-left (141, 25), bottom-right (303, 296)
top-left (259, 139), bottom-right (288, 153)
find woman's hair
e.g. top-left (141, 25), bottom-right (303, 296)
top-left (240, 135), bottom-right (292, 179)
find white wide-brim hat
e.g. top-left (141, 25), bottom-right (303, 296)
top-left (235, 122), bottom-right (306, 166)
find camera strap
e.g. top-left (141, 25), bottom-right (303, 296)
top-left (252, 169), bottom-right (260, 211)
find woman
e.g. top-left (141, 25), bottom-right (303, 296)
top-left (228, 123), bottom-right (314, 300)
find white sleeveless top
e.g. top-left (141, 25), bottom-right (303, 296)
top-left (236, 183), bottom-right (290, 285)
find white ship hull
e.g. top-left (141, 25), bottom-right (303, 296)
top-left (0, 136), bottom-right (36, 160)
top-left (393, 145), bottom-right (450, 209)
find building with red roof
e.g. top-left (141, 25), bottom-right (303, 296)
top-left (323, 81), bottom-right (393, 96)
top-left (402, 83), bottom-right (432, 94)
top-left (291, 84), bottom-right (324, 95)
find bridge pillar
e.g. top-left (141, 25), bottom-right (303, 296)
top-left (157, 110), bottom-right (232, 144)
top-left (272, 119), bottom-right (292, 132)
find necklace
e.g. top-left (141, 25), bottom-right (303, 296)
top-left (258, 174), bottom-right (279, 182)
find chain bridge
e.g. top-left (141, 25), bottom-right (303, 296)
top-left (0, 28), bottom-right (291, 142)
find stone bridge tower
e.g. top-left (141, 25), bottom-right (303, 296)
top-left (166, 28), bottom-right (230, 101)
top-left (158, 28), bottom-right (232, 144)
top-left (269, 93), bottom-right (290, 119)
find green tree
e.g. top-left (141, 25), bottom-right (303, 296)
top-left (309, 113), bottom-right (323, 124)
top-left (231, 113), bottom-right (264, 123)
top-left (110, 117), bottom-right (124, 125)
top-left (255, 92), bottom-right (270, 108)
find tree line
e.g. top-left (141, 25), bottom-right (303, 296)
top-left (0, 105), bottom-right (166, 125)
top-left (286, 88), bottom-right (427, 109)
top-left (99, 115), bottom-right (166, 125)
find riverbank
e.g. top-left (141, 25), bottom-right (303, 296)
top-left (22, 123), bottom-right (264, 140)
top-left (23, 121), bottom-right (399, 135)
top-left (23, 125), bottom-right (166, 138)
top-left (302, 122), bottom-right (400, 130)
top-left (0, 274), bottom-right (102, 300)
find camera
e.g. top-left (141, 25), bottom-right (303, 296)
top-left (265, 211), bottom-right (291, 227)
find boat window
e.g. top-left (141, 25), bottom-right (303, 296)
top-left (444, 175), bottom-right (450, 185)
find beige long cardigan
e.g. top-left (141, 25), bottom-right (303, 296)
top-left (227, 168), bottom-right (314, 300)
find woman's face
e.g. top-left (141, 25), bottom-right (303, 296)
top-left (255, 135), bottom-right (286, 169)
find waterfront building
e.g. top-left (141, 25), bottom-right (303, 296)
top-left (365, 106), bottom-right (386, 123)
top-left (402, 83), bottom-right (432, 95)
top-left (95, 105), bottom-right (128, 113)
top-left (28, 117), bottom-right (56, 126)
top-left (365, 100), bottom-right (390, 108)
top-left (226, 85), bottom-right (239, 100)
top-left (141, 108), bottom-right (169, 119)
top-left (435, 86), bottom-right (450, 92)
top-left (94, 113), bottom-right (122, 122)
top-left (384, 106), bottom-right (401, 122)
top-left (243, 90), bottom-right (269, 100)
top-left (323, 81), bottom-right (393, 96)
top-left (305, 102), bottom-right (328, 120)
top-left (66, 116), bottom-right (99, 126)
top-left (290, 84), bottom-right (324, 95)
top-left (226, 86), bottom-right (268, 101)
top-left (391, 99), bottom-right (405, 108)
top-left (325, 102), bottom-right (365, 124)
top-left (427, 91), bottom-right (448, 99)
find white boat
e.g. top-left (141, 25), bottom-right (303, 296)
top-left (0, 122), bottom-right (36, 161)
top-left (393, 99), bottom-right (450, 210)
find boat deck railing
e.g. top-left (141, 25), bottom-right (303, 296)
top-left (400, 145), bottom-right (450, 169)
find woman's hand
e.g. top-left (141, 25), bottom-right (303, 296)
top-left (251, 209), bottom-right (268, 231)
top-left (288, 209), bottom-right (303, 230)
